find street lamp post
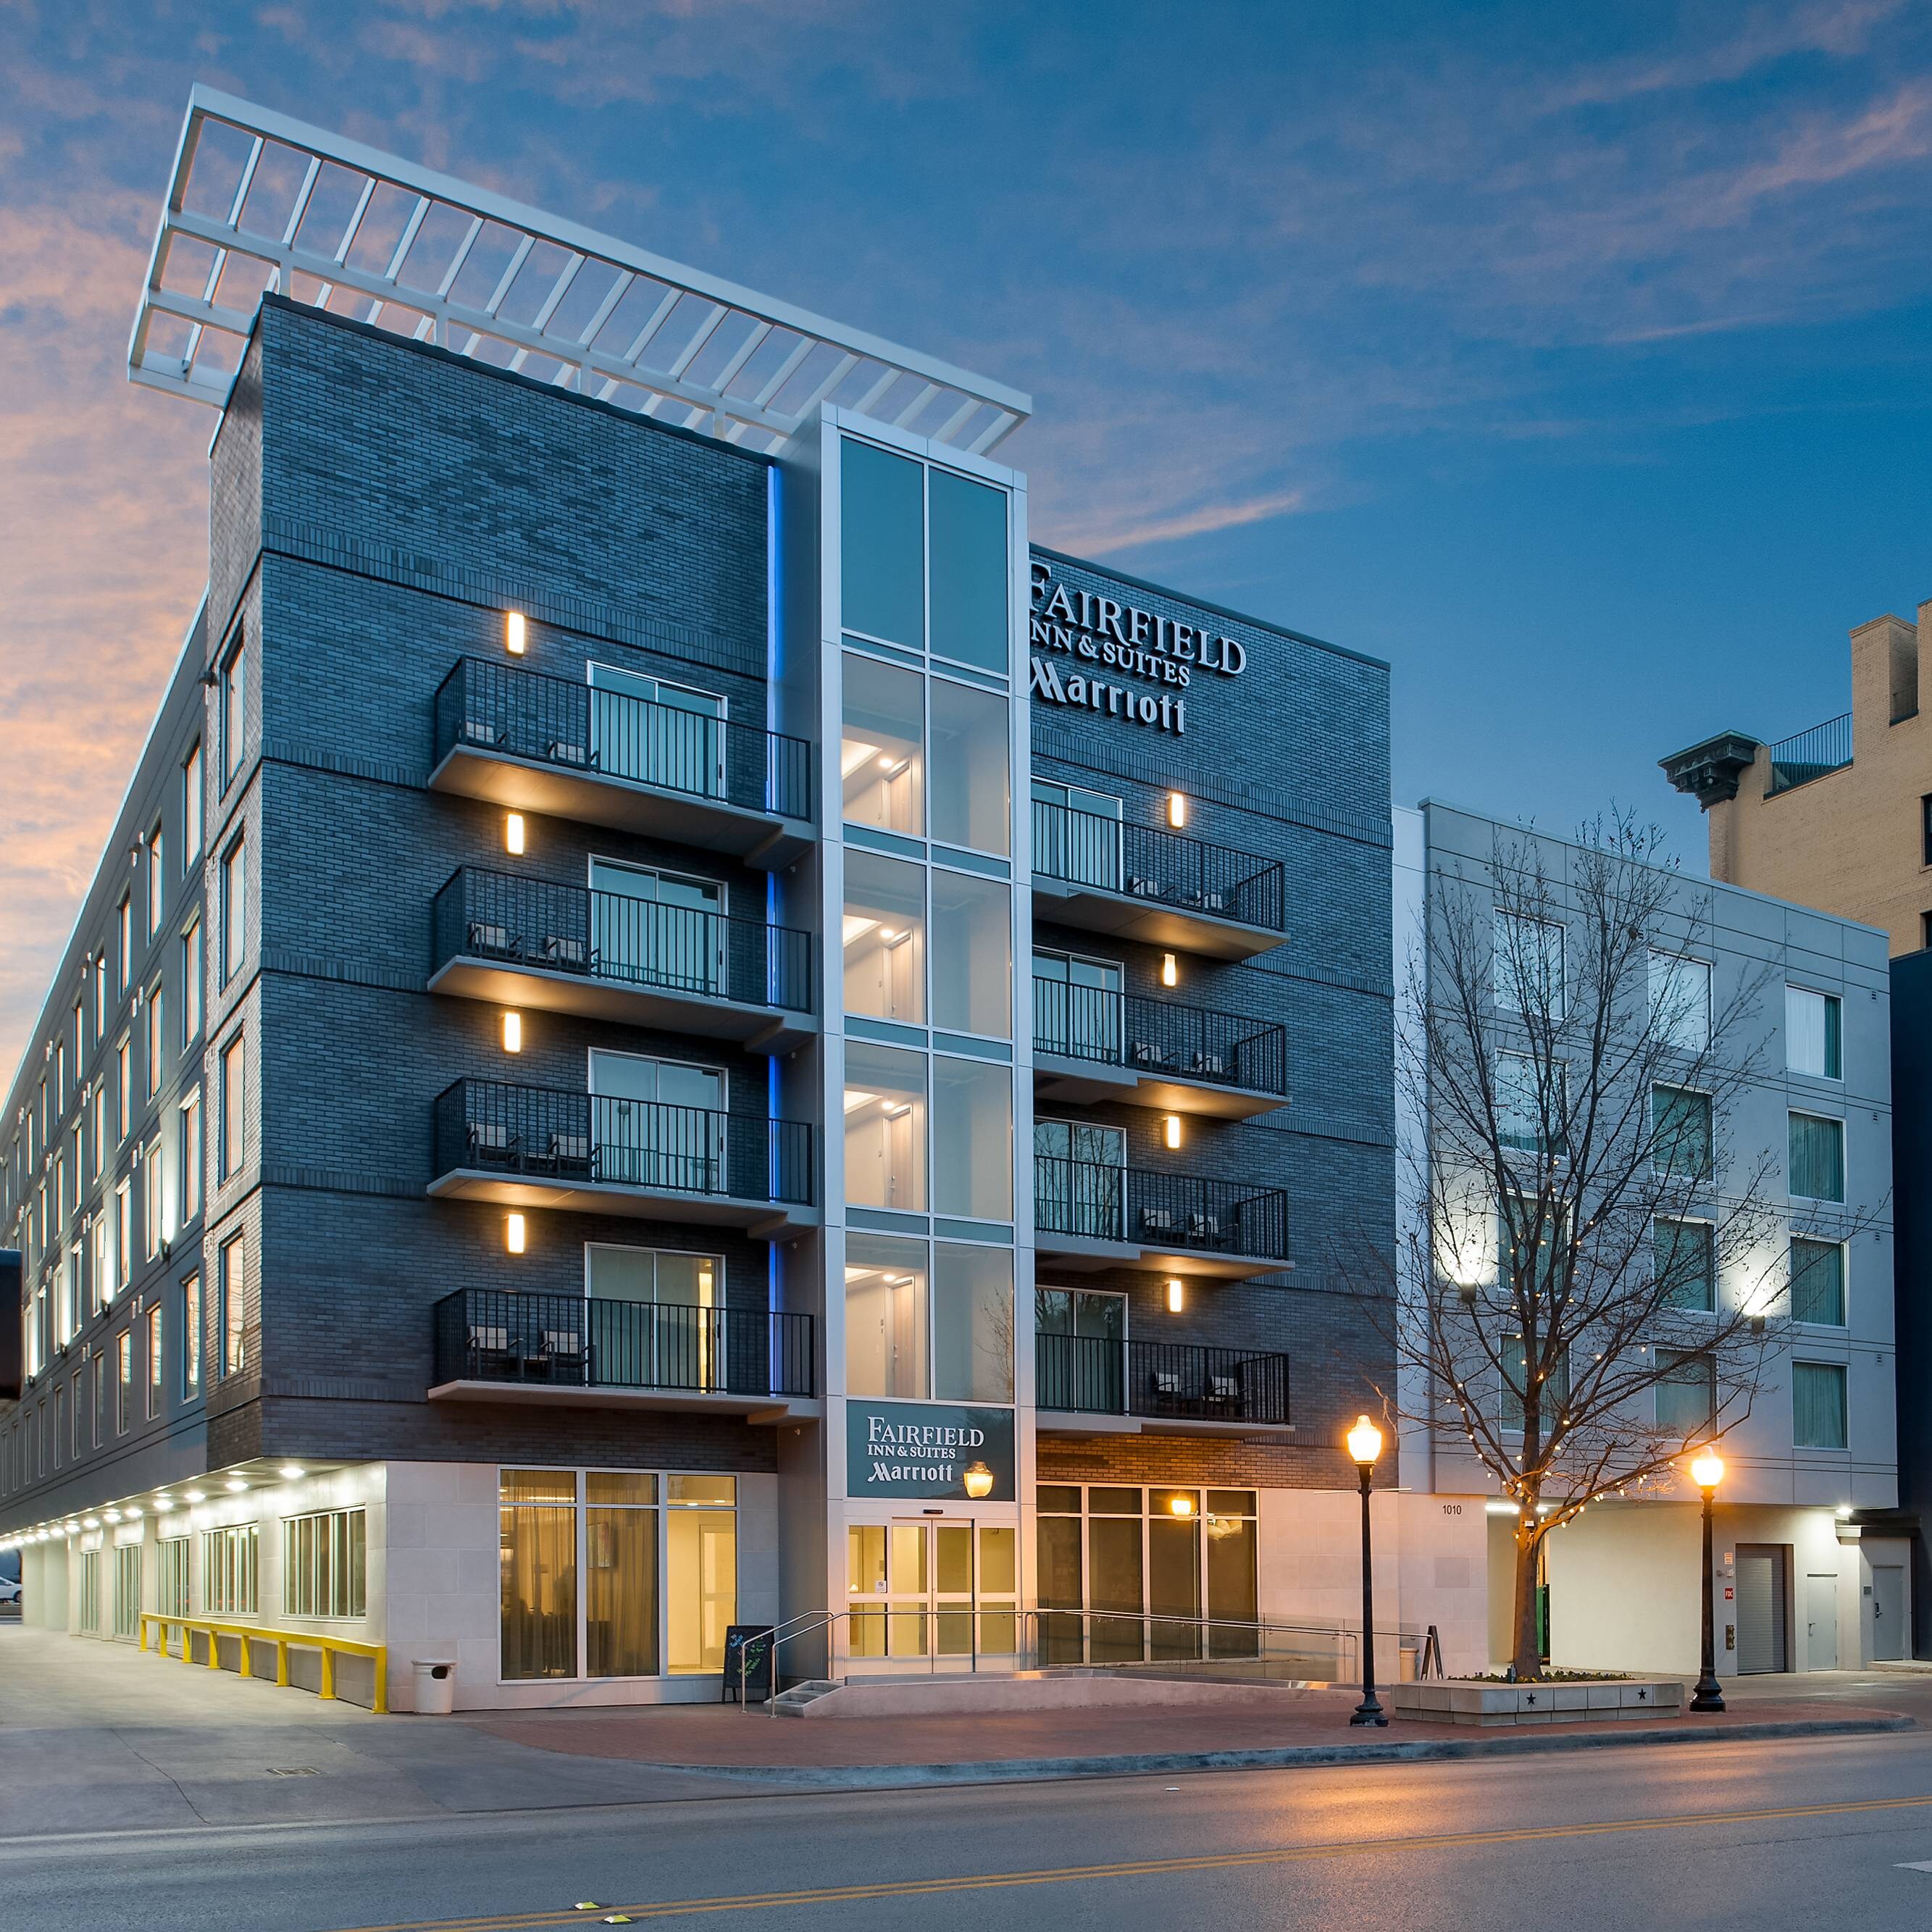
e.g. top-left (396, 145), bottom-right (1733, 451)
top-left (1346, 1414), bottom-right (1387, 1727)
top-left (1689, 1447), bottom-right (1726, 1713)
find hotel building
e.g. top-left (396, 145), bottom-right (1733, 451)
top-left (0, 91), bottom-right (1487, 1707)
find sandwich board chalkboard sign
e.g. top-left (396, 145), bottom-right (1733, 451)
top-left (722, 1623), bottom-right (774, 1702)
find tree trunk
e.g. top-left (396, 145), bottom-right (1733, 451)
top-left (1511, 1515), bottom-right (1543, 1680)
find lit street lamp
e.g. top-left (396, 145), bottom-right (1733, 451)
top-left (1689, 1447), bottom-right (1726, 1713)
top-left (1346, 1414), bottom-right (1388, 1727)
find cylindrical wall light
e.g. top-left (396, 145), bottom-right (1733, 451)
top-left (1166, 1278), bottom-right (1185, 1313)
top-left (502, 1011), bottom-right (522, 1053)
top-left (506, 1212), bottom-right (527, 1255)
top-left (1163, 1113), bottom-right (1182, 1150)
top-left (1161, 953), bottom-right (1178, 988)
top-left (506, 611), bottom-right (527, 656)
top-left (505, 812), bottom-right (526, 856)
top-left (1167, 791), bottom-right (1187, 829)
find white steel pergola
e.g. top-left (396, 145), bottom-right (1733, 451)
top-left (129, 87), bottom-right (1032, 456)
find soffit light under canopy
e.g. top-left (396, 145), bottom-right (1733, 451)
top-left (130, 88), bottom-right (1032, 458)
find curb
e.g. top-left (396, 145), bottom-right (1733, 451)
top-left (632, 1713), bottom-right (1916, 1790)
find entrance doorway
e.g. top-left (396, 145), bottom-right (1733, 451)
top-left (1803, 1572), bottom-right (1838, 1671)
top-left (846, 1520), bottom-right (1018, 1668)
top-left (1873, 1563), bottom-right (1907, 1661)
top-left (1735, 1544), bottom-right (1789, 1673)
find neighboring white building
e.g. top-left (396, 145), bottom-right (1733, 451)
top-left (1394, 801), bottom-right (1904, 1676)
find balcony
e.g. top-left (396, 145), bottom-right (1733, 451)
top-left (430, 658), bottom-right (814, 866)
top-left (1033, 1155), bottom-right (1290, 1279)
top-left (1034, 1333), bottom-right (1290, 1435)
top-left (430, 868), bottom-right (814, 1052)
top-left (1032, 977), bottom-right (1287, 1120)
top-left (429, 1079), bottom-right (817, 1236)
top-left (1767, 711), bottom-right (1853, 797)
top-left (1030, 800), bottom-right (1286, 961)
top-left (430, 1288), bottom-right (816, 1420)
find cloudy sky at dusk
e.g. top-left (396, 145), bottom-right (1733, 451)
top-left (1, 0), bottom-right (1930, 1069)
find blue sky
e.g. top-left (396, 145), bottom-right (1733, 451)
top-left (1, 0), bottom-right (1929, 1061)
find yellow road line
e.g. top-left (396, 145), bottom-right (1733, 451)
top-left (326, 1790), bottom-right (1932, 1932)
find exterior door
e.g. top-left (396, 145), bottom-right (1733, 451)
top-left (845, 1521), bottom-right (1018, 1668)
top-left (588, 1050), bottom-right (727, 1193)
top-left (1873, 1564), bottom-right (1907, 1661)
top-left (1034, 1119), bottom-right (1126, 1240)
top-left (1034, 1287), bottom-right (1126, 1412)
top-left (589, 858), bottom-right (724, 996)
top-left (1032, 780), bottom-right (1121, 890)
top-left (588, 662), bottom-right (726, 798)
top-left (1033, 950), bottom-right (1122, 1063)
top-left (1804, 1572), bottom-right (1838, 1672)
top-left (1735, 1544), bottom-right (1789, 1673)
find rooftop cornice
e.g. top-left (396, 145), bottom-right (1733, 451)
top-left (129, 87), bottom-right (1031, 458)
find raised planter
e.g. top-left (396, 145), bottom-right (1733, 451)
top-left (1390, 1678), bottom-right (1684, 1726)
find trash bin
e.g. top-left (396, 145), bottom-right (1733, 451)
top-left (413, 1659), bottom-right (457, 1715)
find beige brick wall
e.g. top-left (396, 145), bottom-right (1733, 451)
top-left (1707, 600), bottom-right (1932, 955)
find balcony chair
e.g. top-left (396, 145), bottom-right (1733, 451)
top-left (1140, 1205), bottom-right (1176, 1237)
top-left (467, 920), bottom-right (520, 961)
top-left (465, 1322), bottom-right (512, 1379)
top-left (466, 1121), bottom-right (519, 1169)
top-left (460, 716), bottom-right (503, 748)
top-left (1148, 1366), bottom-right (1184, 1413)
top-left (540, 933), bottom-right (588, 972)
top-left (541, 1329), bottom-right (586, 1384)
top-left (1130, 1040), bottom-right (1169, 1068)
top-left (1186, 1210), bottom-right (1224, 1245)
top-left (1126, 875), bottom-right (1163, 900)
top-left (1205, 1368), bottom-right (1242, 1416)
top-left (1187, 1049), bottom-right (1229, 1078)
top-left (546, 736), bottom-right (589, 766)
top-left (547, 1130), bottom-right (593, 1179)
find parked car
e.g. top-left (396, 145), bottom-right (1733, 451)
top-left (0, 1576), bottom-right (20, 1608)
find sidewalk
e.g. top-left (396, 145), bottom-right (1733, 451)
top-left (0, 1621), bottom-right (1912, 1840)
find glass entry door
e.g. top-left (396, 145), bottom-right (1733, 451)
top-left (589, 662), bottom-right (727, 798)
top-left (588, 1050), bottom-right (728, 1193)
top-left (846, 1521), bottom-right (1018, 1668)
top-left (589, 858), bottom-right (724, 997)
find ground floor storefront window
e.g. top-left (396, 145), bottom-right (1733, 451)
top-left (500, 1468), bottom-right (737, 1682)
top-left (1035, 1484), bottom-right (1257, 1663)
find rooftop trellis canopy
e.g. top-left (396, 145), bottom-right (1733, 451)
top-left (129, 88), bottom-right (1032, 456)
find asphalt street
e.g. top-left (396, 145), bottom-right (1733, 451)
top-left (11, 1722), bottom-right (1932, 1931)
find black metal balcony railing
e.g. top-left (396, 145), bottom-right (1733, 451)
top-left (1767, 711), bottom-right (1853, 796)
top-left (433, 867), bottom-right (813, 1015)
top-left (433, 1079), bottom-right (814, 1205)
top-left (1036, 1333), bottom-right (1290, 1425)
top-left (434, 1288), bottom-right (814, 1397)
top-left (434, 657), bottom-right (814, 822)
top-left (1033, 1155), bottom-right (1289, 1260)
top-left (1031, 799), bottom-right (1285, 934)
top-left (1032, 977), bottom-right (1287, 1096)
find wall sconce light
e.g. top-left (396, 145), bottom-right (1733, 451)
top-left (963, 1461), bottom-right (995, 1500)
top-left (506, 1212), bottom-right (527, 1255)
top-left (502, 1011), bottom-right (522, 1054)
top-left (506, 611), bottom-right (527, 656)
top-left (1168, 1493), bottom-right (1195, 1517)
top-left (1163, 1114), bottom-right (1182, 1150)
top-left (1167, 792), bottom-right (1187, 829)
top-left (1161, 953), bottom-right (1178, 988)
top-left (1166, 1278), bottom-right (1185, 1313)
top-left (505, 812), bottom-right (526, 856)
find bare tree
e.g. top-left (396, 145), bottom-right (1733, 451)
top-left (1368, 814), bottom-right (1810, 1681)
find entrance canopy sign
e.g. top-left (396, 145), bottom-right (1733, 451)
top-left (845, 1400), bottom-right (1016, 1502)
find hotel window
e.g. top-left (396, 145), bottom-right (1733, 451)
top-left (843, 850), bottom-right (927, 1024)
top-left (180, 1273), bottom-right (201, 1398)
top-left (845, 1234), bottom-right (1012, 1403)
top-left (1497, 1052), bottom-right (1564, 1157)
top-left (932, 1055), bottom-right (1013, 1221)
top-left (1786, 987), bottom-right (1842, 1079)
top-left (1652, 1084), bottom-right (1713, 1178)
top-left (220, 633), bottom-right (246, 787)
top-left (583, 1247), bottom-right (722, 1385)
top-left (664, 1475), bottom-right (738, 1675)
top-left (841, 655), bottom-right (924, 835)
top-left (93, 952), bottom-right (108, 1037)
top-left (180, 1091), bottom-right (202, 1224)
top-left (1791, 1237), bottom-right (1847, 1327)
top-left (115, 1329), bottom-right (132, 1432)
top-left (220, 835), bottom-right (246, 984)
top-left (841, 439), bottom-right (926, 651)
top-left (219, 1232), bottom-right (247, 1376)
top-left (142, 1136), bottom-right (164, 1259)
top-left (181, 919), bottom-right (203, 1045)
top-left (145, 984), bottom-right (164, 1095)
top-left (283, 1507), bottom-right (367, 1619)
top-left (146, 1305), bottom-right (164, 1418)
top-left (1034, 950), bottom-right (1123, 1063)
top-left (117, 894), bottom-right (133, 994)
top-left (53, 1385), bottom-right (63, 1468)
top-left (203, 1523), bottom-right (258, 1615)
top-left (115, 1036), bottom-right (130, 1140)
top-left (1494, 913), bottom-right (1565, 1017)
top-left (145, 823), bottom-right (164, 937)
top-left (1648, 952), bottom-right (1710, 1053)
top-left (927, 467), bottom-right (1010, 673)
top-left (585, 663), bottom-right (727, 798)
top-left (90, 1212), bottom-right (111, 1316)
top-left (1794, 1361), bottom-right (1848, 1450)
top-left (220, 1033), bottom-right (245, 1180)
top-left (93, 1352), bottom-right (103, 1444)
top-left (1923, 794), bottom-right (1932, 868)
top-left (1500, 1330), bottom-right (1569, 1433)
top-left (77, 1550), bottom-right (100, 1635)
top-left (1655, 1217), bottom-right (1715, 1313)
top-left (586, 1473), bottom-right (659, 1678)
top-left (501, 1468), bottom-right (578, 1680)
top-left (72, 995), bottom-right (86, 1068)
top-left (932, 869), bottom-right (1010, 1038)
top-left (90, 1082), bottom-right (105, 1179)
top-left (183, 742), bottom-right (203, 866)
top-left (1655, 1350), bottom-right (1715, 1435)
top-left (157, 1536), bottom-right (191, 1619)
top-left (114, 1179), bottom-right (131, 1289)
top-left (929, 679), bottom-right (1010, 854)
top-left (70, 1371), bottom-right (83, 1459)
top-left (843, 1042), bottom-right (927, 1210)
top-left (1789, 1111), bottom-right (1844, 1203)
